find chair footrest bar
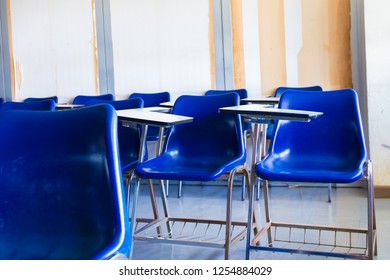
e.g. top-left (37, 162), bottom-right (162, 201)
top-left (134, 217), bottom-right (247, 249)
top-left (249, 221), bottom-right (376, 260)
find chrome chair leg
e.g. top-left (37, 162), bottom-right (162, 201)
top-left (177, 181), bottom-right (183, 198)
top-left (165, 180), bottom-right (169, 197)
top-left (129, 178), bottom-right (141, 258)
top-left (225, 166), bottom-right (252, 259)
top-left (328, 183), bottom-right (333, 203)
top-left (158, 179), bottom-right (172, 235)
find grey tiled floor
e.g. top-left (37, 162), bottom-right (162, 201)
top-left (130, 181), bottom-right (390, 260)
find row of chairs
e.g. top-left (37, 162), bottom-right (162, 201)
top-left (0, 87), bottom-right (376, 260)
top-left (121, 87), bottom-right (376, 260)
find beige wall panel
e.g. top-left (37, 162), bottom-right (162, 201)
top-left (231, 0), bottom-right (246, 89)
top-left (110, 0), bottom-right (212, 100)
top-left (208, 0), bottom-right (216, 90)
top-left (258, 0), bottom-right (286, 96)
top-left (327, 0), bottom-right (352, 89)
top-left (298, 0), bottom-right (352, 90)
top-left (9, 0), bottom-right (98, 103)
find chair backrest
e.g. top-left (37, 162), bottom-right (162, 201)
top-left (129, 92), bottom-right (171, 141)
top-left (85, 98), bottom-right (146, 172)
top-left (274, 85), bottom-right (322, 97)
top-left (0, 98), bottom-right (4, 105)
top-left (167, 93), bottom-right (246, 169)
top-left (72, 93), bottom-right (114, 105)
top-left (0, 104), bottom-right (131, 259)
top-left (204, 89), bottom-right (250, 132)
top-left (267, 85), bottom-right (323, 139)
top-left (85, 98), bottom-right (144, 110)
top-left (0, 100), bottom-right (56, 111)
top-left (204, 88), bottom-right (248, 100)
top-left (24, 96), bottom-right (59, 103)
top-left (129, 92), bottom-right (170, 107)
top-left (269, 89), bottom-right (367, 182)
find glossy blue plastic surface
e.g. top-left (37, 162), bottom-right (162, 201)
top-left (0, 100), bottom-right (56, 111)
top-left (24, 96), bottom-right (59, 103)
top-left (274, 85), bottom-right (323, 97)
top-left (256, 89), bottom-right (367, 183)
top-left (72, 93), bottom-right (114, 105)
top-left (204, 88), bottom-right (248, 100)
top-left (205, 89), bottom-right (251, 132)
top-left (0, 104), bottom-right (131, 259)
top-left (129, 92), bottom-right (170, 141)
top-left (85, 98), bottom-right (147, 173)
top-left (267, 86), bottom-right (323, 138)
top-left (135, 93), bottom-right (246, 181)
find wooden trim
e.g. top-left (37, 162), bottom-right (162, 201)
top-left (230, 0), bottom-right (245, 89)
top-left (6, 0), bottom-right (15, 100)
top-left (374, 185), bottom-right (390, 198)
top-left (209, 0), bottom-right (216, 90)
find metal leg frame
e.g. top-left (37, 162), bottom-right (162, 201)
top-left (132, 166), bottom-right (256, 260)
top-left (175, 127), bottom-right (252, 201)
top-left (246, 160), bottom-right (377, 260)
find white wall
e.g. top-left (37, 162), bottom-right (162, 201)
top-left (365, 0), bottom-right (390, 187)
top-left (9, 0), bottom-right (98, 103)
top-left (110, 0), bottom-right (212, 100)
top-left (241, 0), bottom-right (261, 98)
top-left (283, 0), bottom-right (302, 87)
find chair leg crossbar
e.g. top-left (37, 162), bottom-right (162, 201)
top-left (131, 166), bottom-right (256, 260)
top-left (246, 161), bottom-right (377, 260)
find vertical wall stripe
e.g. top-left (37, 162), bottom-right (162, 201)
top-left (208, 0), bottom-right (216, 90)
top-left (230, 0), bottom-right (245, 89)
top-left (258, 0), bottom-right (286, 96)
top-left (91, 0), bottom-right (99, 95)
top-left (328, 0), bottom-right (352, 89)
top-left (5, 0), bottom-right (14, 100)
top-left (241, 0), bottom-right (262, 98)
top-left (212, 0), bottom-right (225, 89)
top-left (220, 0), bottom-right (234, 89)
top-left (95, 0), bottom-right (115, 95)
top-left (284, 0), bottom-right (302, 87)
top-left (212, 0), bottom-right (234, 90)
top-left (298, 0), bottom-right (352, 89)
top-left (350, 0), bottom-right (369, 152)
top-left (0, 0), bottom-right (7, 99)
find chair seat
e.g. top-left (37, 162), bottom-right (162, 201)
top-left (256, 157), bottom-right (364, 183)
top-left (136, 153), bottom-right (246, 181)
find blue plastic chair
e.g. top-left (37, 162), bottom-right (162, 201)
top-left (0, 98), bottom-right (4, 104)
top-left (204, 88), bottom-right (251, 132)
top-left (128, 92), bottom-right (170, 141)
top-left (266, 86), bottom-right (323, 139)
top-left (134, 93), bottom-right (251, 260)
top-left (85, 98), bottom-right (147, 210)
top-left (204, 88), bottom-right (248, 99)
top-left (0, 104), bottom-right (131, 259)
top-left (84, 98), bottom-right (147, 173)
top-left (24, 96), bottom-right (59, 103)
top-left (204, 89), bottom-right (251, 200)
top-left (0, 100), bottom-right (56, 111)
top-left (247, 89), bottom-right (376, 260)
top-left (72, 93), bottom-right (114, 105)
